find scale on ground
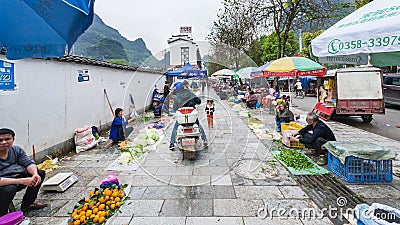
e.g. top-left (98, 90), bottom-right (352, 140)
top-left (41, 172), bottom-right (78, 192)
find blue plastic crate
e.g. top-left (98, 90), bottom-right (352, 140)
top-left (356, 219), bottom-right (364, 225)
top-left (328, 152), bottom-right (392, 183)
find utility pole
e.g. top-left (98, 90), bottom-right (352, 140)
top-left (299, 29), bottom-right (303, 52)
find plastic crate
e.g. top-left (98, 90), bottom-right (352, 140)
top-left (281, 122), bottom-right (304, 131)
top-left (290, 141), bottom-right (305, 149)
top-left (328, 152), bottom-right (392, 183)
top-left (282, 130), bottom-right (305, 149)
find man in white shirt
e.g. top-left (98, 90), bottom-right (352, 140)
top-left (294, 80), bottom-right (303, 96)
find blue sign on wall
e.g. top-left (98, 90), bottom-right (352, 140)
top-left (77, 69), bottom-right (90, 83)
top-left (0, 60), bottom-right (15, 90)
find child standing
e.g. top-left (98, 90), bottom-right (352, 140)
top-left (205, 100), bottom-right (215, 128)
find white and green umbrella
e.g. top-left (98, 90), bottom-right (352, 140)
top-left (311, 0), bottom-right (400, 66)
top-left (233, 67), bottom-right (257, 79)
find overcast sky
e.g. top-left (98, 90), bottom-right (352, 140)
top-left (95, 0), bottom-right (223, 56)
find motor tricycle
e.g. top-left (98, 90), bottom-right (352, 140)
top-left (313, 67), bottom-right (385, 123)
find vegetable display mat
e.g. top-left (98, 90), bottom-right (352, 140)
top-left (272, 150), bottom-right (330, 175)
top-left (105, 135), bottom-right (163, 171)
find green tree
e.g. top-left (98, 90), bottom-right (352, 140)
top-left (248, 0), bottom-right (345, 58)
top-left (259, 30), bottom-right (299, 62)
top-left (245, 39), bottom-right (263, 66)
top-left (208, 0), bottom-right (259, 71)
top-left (300, 30), bottom-right (324, 58)
top-left (86, 37), bottom-right (128, 62)
top-left (106, 59), bottom-right (129, 65)
top-left (247, 30), bottom-right (298, 64)
top-left (355, 0), bottom-right (372, 9)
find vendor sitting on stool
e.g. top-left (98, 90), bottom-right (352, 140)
top-left (275, 102), bottom-right (294, 132)
top-left (289, 112), bottom-right (336, 166)
top-left (241, 87), bottom-right (251, 103)
top-left (246, 91), bottom-right (258, 108)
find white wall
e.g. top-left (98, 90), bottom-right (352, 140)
top-left (0, 55), bottom-right (164, 157)
top-left (169, 40), bottom-right (199, 66)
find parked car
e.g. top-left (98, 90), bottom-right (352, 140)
top-left (383, 73), bottom-right (400, 106)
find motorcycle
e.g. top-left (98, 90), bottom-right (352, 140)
top-left (294, 89), bottom-right (305, 99)
top-left (152, 88), bottom-right (164, 118)
top-left (175, 107), bottom-right (202, 160)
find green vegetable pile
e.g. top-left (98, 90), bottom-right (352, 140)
top-left (137, 115), bottom-right (152, 122)
top-left (275, 149), bottom-right (314, 170)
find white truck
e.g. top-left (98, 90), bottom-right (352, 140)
top-left (313, 67), bottom-right (385, 123)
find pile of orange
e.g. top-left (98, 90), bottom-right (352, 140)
top-left (68, 185), bottom-right (127, 225)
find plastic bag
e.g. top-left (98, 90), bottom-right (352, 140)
top-left (100, 173), bottom-right (119, 188)
top-left (74, 125), bottom-right (98, 153)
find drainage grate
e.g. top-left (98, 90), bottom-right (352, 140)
top-left (296, 174), bottom-right (366, 224)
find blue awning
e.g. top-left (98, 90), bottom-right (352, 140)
top-left (167, 63), bottom-right (207, 78)
top-left (250, 61), bottom-right (273, 78)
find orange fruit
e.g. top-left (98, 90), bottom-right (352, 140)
top-left (110, 204), bottom-right (116, 210)
top-left (112, 191), bottom-right (119, 198)
top-left (106, 211), bottom-right (110, 217)
top-left (73, 220), bottom-right (80, 225)
top-left (98, 211), bottom-right (106, 217)
top-left (79, 215), bottom-right (86, 223)
top-left (85, 210), bottom-right (92, 217)
top-left (98, 204), bottom-right (105, 211)
top-left (81, 204), bottom-right (88, 211)
top-left (98, 216), bottom-right (106, 223)
top-left (79, 211), bottom-right (85, 216)
top-left (114, 197), bottom-right (120, 202)
top-left (95, 191), bottom-right (99, 195)
top-left (93, 215), bottom-right (100, 223)
top-left (92, 207), bottom-right (99, 214)
top-left (106, 200), bottom-right (111, 205)
top-left (116, 202), bottom-right (121, 208)
top-left (98, 197), bottom-right (105, 203)
top-left (104, 189), bottom-right (112, 197)
top-left (89, 191), bottom-right (95, 197)
top-left (84, 198), bottom-right (90, 203)
top-left (73, 215), bottom-right (80, 220)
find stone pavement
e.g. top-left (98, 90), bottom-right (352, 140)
top-left (18, 91), bottom-right (399, 225)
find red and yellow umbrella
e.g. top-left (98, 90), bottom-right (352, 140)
top-left (263, 57), bottom-right (326, 77)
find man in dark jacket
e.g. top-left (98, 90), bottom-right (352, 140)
top-left (169, 82), bottom-right (207, 150)
top-left (162, 81), bottom-right (170, 114)
top-left (289, 112), bottom-right (336, 165)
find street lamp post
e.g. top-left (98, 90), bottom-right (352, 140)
top-left (299, 29), bottom-right (302, 52)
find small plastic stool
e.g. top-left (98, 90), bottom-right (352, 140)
top-left (0, 211), bottom-right (24, 225)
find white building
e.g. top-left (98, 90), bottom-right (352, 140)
top-left (167, 34), bottom-right (201, 68)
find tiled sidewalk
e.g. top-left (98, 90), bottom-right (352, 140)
top-left (20, 91), bottom-right (399, 225)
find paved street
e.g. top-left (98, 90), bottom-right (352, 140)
top-left (292, 95), bottom-right (400, 142)
top-left (17, 90), bottom-right (400, 225)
